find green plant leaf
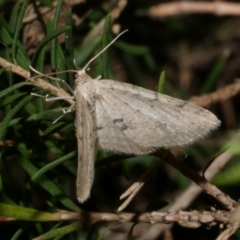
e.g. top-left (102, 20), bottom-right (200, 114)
top-left (33, 222), bottom-right (82, 240)
top-left (158, 71), bottom-right (165, 93)
top-left (12, 0), bottom-right (31, 62)
top-left (74, 37), bottom-right (101, 67)
top-left (101, 13), bottom-right (112, 79)
top-left (65, 8), bottom-right (75, 87)
top-left (0, 203), bottom-right (61, 221)
top-left (32, 151), bottom-right (76, 181)
top-left (50, 0), bottom-right (64, 70)
top-left (0, 15), bottom-right (30, 69)
top-left (0, 92), bottom-right (28, 107)
top-left (31, 26), bottom-right (71, 69)
top-left (0, 95), bottom-right (34, 140)
top-left (115, 41), bottom-right (149, 55)
top-left (17, 143), bottom-right (79, 212)
top-left (0, 82), bottom-right (31, 99)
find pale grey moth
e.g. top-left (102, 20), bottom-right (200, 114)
top-left (74, 66), bottom-right (220, 203)
top-left (32, 32), bottom-right (220, 203)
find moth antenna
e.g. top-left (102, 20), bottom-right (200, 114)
top-left (82, 29), bottom-right (128, 72)
top-left (29, 66), bottom-right (75, 94)
top-left (29, 65), bottom-right (44, 76)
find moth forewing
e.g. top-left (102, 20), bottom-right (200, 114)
top-left (74, 69), bottom-right (220, 202)
top-left (94, 79), bottom-right (220, 153)
top-left (75, 73), bottom-right (97, 203)
top-left (71, 25), bottom-right (220, 201)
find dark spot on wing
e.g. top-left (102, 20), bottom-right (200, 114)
top-left (96, 126), bottom-right (104, 131)
top-left (113, 118), bottom-right (129, 131)
top-left (153, 92), bottom-right (159, 101)
top-left (113, 118), bottom-right (123, 123)
top-left (176, 102), bottom-right (187, 108)
top-left (86, 101), bottom-right (92, 108)
top-left (120, 124), bottom-right (128, 131)
top-left (95, 93), bottom-right (101, 100)
top-left (156, 122), bottom-right (167, 129)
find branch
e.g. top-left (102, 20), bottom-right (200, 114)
top-left (0, 57), bottom-right (74, 105)
top-left (138, 150), bottom-right (235, 240)
top-left (189, 80), bottom-right (240, 108)
top-left (144, 2), bottom-right (240, 18)
top-left (216, 222), bottom-right (240, 240)
top-left (0, 209), bottom-right (232, 226)
top-left (155, 150), bottom-right (236, 211)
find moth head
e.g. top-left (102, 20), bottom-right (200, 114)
top-left (76, 69), bottom-right (86, 77)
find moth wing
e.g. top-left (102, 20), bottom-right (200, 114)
top-left (75, 91), bottom-right (96, 202)
top-left (94, 80), bottom-right (220, 155)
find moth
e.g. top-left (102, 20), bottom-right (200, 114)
top-left (74, 63), bottom-right (220, 203)
top-left (32, 32), bottom-right (220, 203)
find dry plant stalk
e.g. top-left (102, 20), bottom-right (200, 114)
top-left (189, 80), bottom-right (240, 107)
top-left (146, 2), bottom-right (240, 18)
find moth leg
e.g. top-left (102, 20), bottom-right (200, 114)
top-left (52, 104), bottom-right (75, 124)
top-left (31, 92), bottom-right (75, 123)
top-left (94, 75), bottom-right (101, 80)
top-left (31, 92), bottom-right (74, 101)
top-left (31, 92), bottom-right (50, 99)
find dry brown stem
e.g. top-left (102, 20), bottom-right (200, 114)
top-left (0, 57), bottom-right (74, 105)
top-left (146, 2), bottom-right (240, 18)
top-left (0, 209), bottom-right (232, 226)
top-left (118, 155), bottom-right (167, 212)
top-left (216, 222), bottom-right (240, 240)
top-left (81, 0), bottom-right (127, 45)
top-left (138, 150), bottom-right (235, 240)
top-left (156, 150), bottom-right (236, 211)
top-left (189, 80), bottom-right (240, 108)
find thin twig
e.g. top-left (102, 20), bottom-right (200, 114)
top-left (0, 209), bottom-right (232, 226)
top-left (82, 0), bottom-right (127, 45)
top-left (0, 57), bottom-right (74, 105)
top-left (189, 80), bottom-right (240, 108)
top-left (118, 154), bottom-right (167, 212)
top-left (138, 149), bottom-right (235, 240)
top-left (155, 150), bottom-right (236, 211)
top-left (216, 222), bottom-right (240, 240)
top-left (143, 2), bottom-right (240, 18)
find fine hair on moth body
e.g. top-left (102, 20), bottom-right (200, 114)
top-left (32, 30), bottom-right (220, 204)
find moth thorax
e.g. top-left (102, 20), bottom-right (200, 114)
top-left (75, 72), bottom-right (92, 84)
